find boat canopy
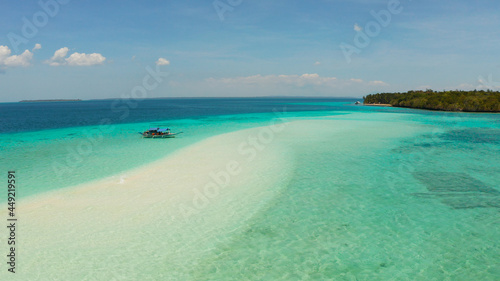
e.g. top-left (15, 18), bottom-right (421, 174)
top-left (147, 127), bottom-right (170, 132)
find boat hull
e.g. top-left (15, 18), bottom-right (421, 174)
top-left (142, 134), bottom-right (176, 138)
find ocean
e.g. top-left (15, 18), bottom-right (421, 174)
top-left (0, 98), bottom-right (499, 280)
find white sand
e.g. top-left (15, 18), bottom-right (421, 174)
top-left (3, 117), bottom-right (426, 280)
top-left (5, 124), bottom-right (295, 280)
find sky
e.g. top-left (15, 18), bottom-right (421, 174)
top-left (0, 0), bottom-right (499, 102)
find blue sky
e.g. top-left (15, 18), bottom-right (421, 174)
top-left (0, 0), bottom-right (499, 102)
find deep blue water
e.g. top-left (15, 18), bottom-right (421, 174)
top-left (0, 98), bottom-right (369, 133)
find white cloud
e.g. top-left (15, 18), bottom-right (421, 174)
top-left (354, 23), bottom-right (362, 32)
top-left (301, 73), bottom-right (320, 79)
top-left (0, 45), bottom-right (33, 67)
top-left (156, 57), bottom-right (170, 66)
top-left (66, 52), bottom-right (106, 66)
top-left (207, 74), bottom-right (389, 87)
top-left (314, 61), bottom-right (321, 65)
top-left (4, 50), bottom-right (33, 67)
top-left (33, 43), bottom-right (42, 51)
top-left (207, 74), bottom-right (338, 88)
top-left (456, 83), bottom-right (475, 90)
top-left (0, 46), bottom-right (11, 62)
top-left (46, 47), bottom-right (106, 66)
top-left (368, 80), bottom-right (389, 86)
top-left (416, 85), bottom-right (432, 90)
top-left (47, 47), bottom-right (69, 66)
top-left (170, 73), bottom-right (392, 97)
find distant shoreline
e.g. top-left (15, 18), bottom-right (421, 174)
top-left (19, 99), bottom-right (82, 103)
top-left (363, 103), bottom-right (392, 107)
top-left (363, 90), bottom-right (500, 112)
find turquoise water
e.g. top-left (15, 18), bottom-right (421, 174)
top-left (189, 114), bottom-right (500, 280)
top-left (0, 112), bottom-right (288, 198)
top-left (1, 99), bottom-right (499, 280)
top-left (0, 99), bottom-right (354, 199)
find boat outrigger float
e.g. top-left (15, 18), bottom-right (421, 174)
top-left (139, 128), bottom-right (182, 138)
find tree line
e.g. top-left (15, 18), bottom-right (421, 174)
top-left (363, 90), bottom-right (500, 112)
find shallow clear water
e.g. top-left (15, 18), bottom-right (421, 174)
top-left (189, 115), bottom-right (500, 280)
top-left (0, 99), bottom-right (499, 280)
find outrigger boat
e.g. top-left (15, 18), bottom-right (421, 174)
top-left (139, 128), bottom-right (182, 138)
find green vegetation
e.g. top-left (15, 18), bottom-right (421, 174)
top-left (363, 90), bottom-right (500, 112)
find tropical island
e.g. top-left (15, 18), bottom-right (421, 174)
top-left (363, 90), bottom-right (500, 112)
